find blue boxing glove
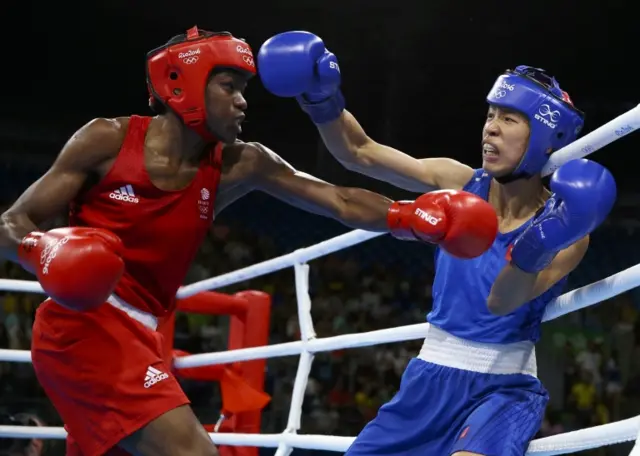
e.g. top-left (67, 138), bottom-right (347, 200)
top-left (510, 159), bottom-right (616, 273)
top-left (257, 31), bottom-right (345, 124)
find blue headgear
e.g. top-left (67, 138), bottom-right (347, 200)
top-left (486, 65), bottom-right (585, 182)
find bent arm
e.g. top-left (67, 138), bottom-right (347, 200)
top-left (0, 118), bottom-right (124, 262)
top-left (247, 143), bottom-right (393, 231)
top-left (487, 236), bottom-right (589, 315)
top-left (316, 110), bottom-right (474, 192)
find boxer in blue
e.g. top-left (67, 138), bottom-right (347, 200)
top-left (257, 33), bottom-right (617, 456)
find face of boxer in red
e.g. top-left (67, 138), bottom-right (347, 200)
top-left (204, 70), bottom-right (249, 143)
top-left (146, 27), bottom-right (256, 144)
top-left (481, 106), bottom-right (532, 178)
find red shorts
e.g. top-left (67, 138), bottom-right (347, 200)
top-left (31, 298), bottom-right (190, 456)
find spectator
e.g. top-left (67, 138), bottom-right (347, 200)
top-left (569, 369), bottom-right (597, 427)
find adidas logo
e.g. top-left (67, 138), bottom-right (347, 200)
top-left (143, 365), bottom-right (169, 389)
top-left (109, 185), bottom-right (139, 204)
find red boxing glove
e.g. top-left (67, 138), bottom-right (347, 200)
top-left (18, 227), bottom-right (125, 311)
top-left (387, 190), bottom-right (498, 259)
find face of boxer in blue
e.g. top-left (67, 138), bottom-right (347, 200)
top-left (483, 66), bottom-right (585, 183)
top-left (482, 106), bottom-right (532, 178)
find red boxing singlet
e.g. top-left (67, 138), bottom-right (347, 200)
top-left (69, 115), bottom-right (223, 316)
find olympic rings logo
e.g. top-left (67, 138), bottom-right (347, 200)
top-left (183, 56), bottom-right (199, 65)
top-left (494, 90), bottom-right (506, 99)
top-left (243, 55), bottom-right (254, 67)
top-left (538, 104), bottom-right (560, 122)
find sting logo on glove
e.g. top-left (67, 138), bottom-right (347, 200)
top-left (387, 190), bottom-right (498, 259)
top-left (415, 208), bottom-right (442, 226)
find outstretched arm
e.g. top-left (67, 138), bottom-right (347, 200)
top-left (257, 32), bottom-right (474, 193)
top-left (216, 141), bottom-right (498, 259)
top-left (317, 111), bottom-right (474, 193)
top-left (246, 143), bottom-right (393, 231)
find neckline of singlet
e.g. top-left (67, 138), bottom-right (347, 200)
top-left (474, 173), bottom-right (536, 239)
top-left (135, 116), bottom-right (220, 195)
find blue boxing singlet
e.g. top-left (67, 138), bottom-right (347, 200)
top-left (427, 169), bottom-right (567, 344)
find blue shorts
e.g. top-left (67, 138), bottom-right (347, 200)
top-left (345, 358), bottom-right (548, 456)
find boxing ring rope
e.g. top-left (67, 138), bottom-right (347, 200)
top-left (1, 104), bottom-right (640, 454)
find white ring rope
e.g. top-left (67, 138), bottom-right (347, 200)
top-left (541, 103), bottom-right (640, 176)
top-left (0, 105), bottom-right (639, 453)
top-left (630, 428), bottom-right (640, 456)
top-left (0, 417), bottom-right (638, 455)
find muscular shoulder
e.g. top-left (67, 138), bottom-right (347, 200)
top-left (225, 140), bottom-right (276, 159)
top-left (56, 116), bottom-right (129, 171)
top-left (71, 117), bottom-right (128, 150)
top-left (416, 157), bottom-right (475, 190)
top-left (221, 141), bottom-right (283, 176)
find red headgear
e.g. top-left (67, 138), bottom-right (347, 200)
top-left (146, 26), bottom-right (256, 142)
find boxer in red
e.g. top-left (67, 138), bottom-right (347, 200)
top-left (0, 27), bottom-right (498, 456)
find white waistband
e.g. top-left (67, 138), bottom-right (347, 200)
top-left (107, 295), bottom-right (158, 331)
top-left (417, 324), bottom-right (537, 377)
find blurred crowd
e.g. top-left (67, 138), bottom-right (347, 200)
top-left (1, 203), bottom-right (640, 455)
